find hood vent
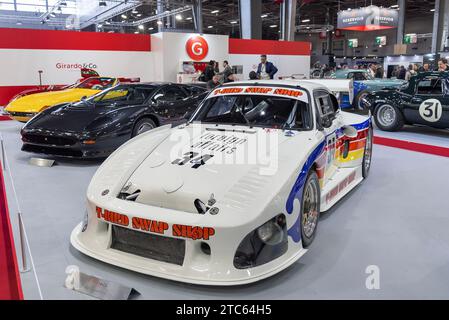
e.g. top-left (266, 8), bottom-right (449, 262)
top-left (118, 190), bottom-right (141, 202)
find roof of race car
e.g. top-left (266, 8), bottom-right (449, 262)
top-left (221, 79), bottom-right (326, 92)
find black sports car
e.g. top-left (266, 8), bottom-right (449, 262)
top-left (364, 71), bottom-right (449, 131)
top-left (21, 83), bottom-right (208, 158)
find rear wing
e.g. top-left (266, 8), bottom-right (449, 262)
top-left (117, 77), bottom-right (141, 83)
top-left (301, 79), bottom-right (354, 104)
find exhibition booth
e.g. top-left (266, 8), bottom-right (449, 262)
top-left (0, 28), bottom-right (311, 106)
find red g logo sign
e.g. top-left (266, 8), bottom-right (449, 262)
top-left (186, 36), bottom-right (209, 61)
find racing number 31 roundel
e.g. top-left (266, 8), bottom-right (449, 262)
top-left (186, 35), bottom-right (209, 61)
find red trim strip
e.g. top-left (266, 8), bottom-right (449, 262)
top-left (374, 136), bottom-right (449, 158)
top-left (229, 38), bottom-right (311, 56)
top-left (340, 25), bottom-right (396, 31)
top-left (0, 157), bottom-right (24, 300)
top-left (0, 28), bottom-right (151, 52)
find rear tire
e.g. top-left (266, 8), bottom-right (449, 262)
top-left (353, 90), bottom-right (370, 111)
top-left (301, 170), bottom-right (321, 248)
top-left (132, 118), bottom-right (157, 137)
top-left (374, 103), bottom-right (404, 132)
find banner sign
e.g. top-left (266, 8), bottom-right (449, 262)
top-left (338, 5), bottom-right (398, 31)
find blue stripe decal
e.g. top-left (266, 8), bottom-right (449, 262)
top-left (351, 118), bottom-right (371, 131)
top-left (286, 141), bottom-right (325, 243)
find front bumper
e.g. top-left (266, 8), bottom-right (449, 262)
top-left (70, 200), bottom-right (307, 286)
top-left (6, 111), bottom-right (36, 122)
top-left (21, 129), bottom-right (126, 159)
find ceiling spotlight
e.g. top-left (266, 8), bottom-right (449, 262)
top-left (97, 24), bottom-right (103, 28)
top-left (132, 9), bottom-right (138, 14)
top-left (134, 31), bottom-right (139, 34)
top-left (157, 20), bottom-right (163, 25)
top-left (176, 14), bottom-right (183, 21)
top-left (261, 14), bottom-right (268, 18)
top-left (148, 27), bottom-right (154, 30)
top-left (211, 10), bottom-right (219, 14)
top-left (105, 20), bottom-right (111, 25)
top-left (230, 21), bottom-right (238, 24)
top-left (136, 13), bottom-right (142, 17)
top-left (208, 25), bottom-right (213, 28)
top-left (302, 19), bottom-right (310, 23)
top-left (138, 25), bottom-right (144, 30)
top-left (186, 17), bottom-right (192, 20)
top-left (99, 1), bottom-right (107, 6)
top-left (49, 12), bottom-right (56, 17)
top-left (16, 21), bottom-right (22, 25)
top-left (270, 24), bottom-right (278, 28)
top-left (121, 14), bottom-right (127, 19)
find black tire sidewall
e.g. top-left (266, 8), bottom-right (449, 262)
top-left (374, 103), bottom-right (404, 132)
top-left (353, 90), bottom-right (370, 110)
top-left (132, 118), bottom-right (156, 137)
top-left (301, 170), bottom-right (321, 248)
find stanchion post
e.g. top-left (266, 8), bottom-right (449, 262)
top-left (1, 138), bottom-right (5, 171)
top-left (18, 212), bottom-right (31, 273)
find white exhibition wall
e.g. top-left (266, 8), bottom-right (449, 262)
top-left (0, 49), bottom-right (155, 86)
top-left (229, 54), bottom-right (311, 80)
top-left (151, 32), bottom-right (230, 82)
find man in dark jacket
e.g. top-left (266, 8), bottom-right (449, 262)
top-left (397, 66), bottom-right (407, 80)
top-left (202, 60), bottom-right (216, 82)
top-left (257, 55), bottom-right (278, 80)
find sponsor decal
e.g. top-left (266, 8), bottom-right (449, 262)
top-left (213, 87), bottom-right (244, 95)
top-left (172, 224), bottom-right (215, 241)
top-left (325, 171), bottom-right (357, 204)
top-left (96, 207), bottom-right (216, 240)
top-left (212, 87), bottom-right (304, 98)
top-left (244, 87), bottom-right (273, 94)
top-left (273, 88), bottom-right (303, 97)
top-left (186, 35), bottom-right (209, 61)
top-left (56, 62), bottom-right (98, 70)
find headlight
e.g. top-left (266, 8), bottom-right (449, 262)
top-left (257, 220), bottom-right (284, 245)
top-left (234, 214), bottom-right (288, 269)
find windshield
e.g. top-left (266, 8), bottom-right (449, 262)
top-left (75, 77), bottom-right (116, 90)
top-left (192, 94), bottom-right (312, 131)
top-left (87, 85), bottom-right (157, 106)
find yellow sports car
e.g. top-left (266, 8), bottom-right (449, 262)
top-left (5, 77), bottom-right (118, 122)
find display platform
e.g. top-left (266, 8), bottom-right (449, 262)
top-left (1, 120), bottom-right (449, 300)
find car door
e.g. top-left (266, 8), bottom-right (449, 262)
top-left (314, 90), bottom-right (343, 185)
top-left (152, 85), bottom-right (190, 124)
top-left (402, 75), bottom-right (449, 128)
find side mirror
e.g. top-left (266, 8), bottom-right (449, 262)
top-left (342, 125), bottom-right (358, 139)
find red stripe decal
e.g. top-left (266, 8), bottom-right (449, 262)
top-left (0, 28), bottom-right (151, 52)
top-left (374, 136), bottom-right (449, 158)
top-left (0, 157), bottom-right (24, 300)
top-left (229, 38), bottom-right (311, 56)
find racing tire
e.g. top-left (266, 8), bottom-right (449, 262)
top-left (300, 170), bottom-right (321, 248)
top-left (132, 118), bottom-right (157, 137)
top-left (373, 103), bottom-right (404, 132)
top-left (353, 90), bottom-right (370, 111)
top-left (362, 126), bottom-right (374, 179)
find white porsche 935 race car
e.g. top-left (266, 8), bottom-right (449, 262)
top-left (71, 80), bottom-right (373, 286)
